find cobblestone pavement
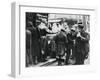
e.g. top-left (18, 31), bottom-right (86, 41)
top-left (28, 57), bottom-right (89, 67)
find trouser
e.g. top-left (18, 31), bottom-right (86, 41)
top-left (57, 55), bottom-right (64, 66)
top-left (75, 53), bottom-right (85, 65)
top-left (32, 56), bottom-right (37, 65)
top-left (65, 48), bottom-right (71, 64)
top-left (50, 51), bottom-right (56, 58)
top-left (65, 43), bottom-right (76, 64)
top-left (26, 49), bottom-right (33, 66)
top-left (32, 55), bottom-right (42, 64)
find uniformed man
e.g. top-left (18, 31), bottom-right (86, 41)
top-left (74, 24), bottom-right (90, 65)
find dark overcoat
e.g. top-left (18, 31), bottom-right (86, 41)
top-left (75, 31), bottom-right (90, 60)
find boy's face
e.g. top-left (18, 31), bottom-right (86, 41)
top-left (71, 30), bottom-right (76, 35)
top-left (63, 22), bottom-right (68, 29)
top-left (78, 27), bottom-right (82, 32)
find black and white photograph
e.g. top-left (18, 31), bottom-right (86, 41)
top-left (26, 12), bottom-right (90, 67)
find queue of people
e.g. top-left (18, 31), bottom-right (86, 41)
top-left (26, 21), bottom-right (90, 67)
top-left (26, 21), bottom-right (52, 67)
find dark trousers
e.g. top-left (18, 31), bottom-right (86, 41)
top-left (75, 52), bottom-right (85, 65)
top-left (65, 49), bottom-right (70, 64)
top-left (65, 44), bottom-right (73, 64)
top-left (57, 55), bottom-right (64, 66)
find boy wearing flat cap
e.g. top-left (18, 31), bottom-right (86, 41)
top-left (65, 26), bottom-right (77, 65)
